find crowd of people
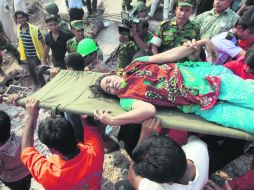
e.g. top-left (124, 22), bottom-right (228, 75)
top-left (1, 0), bottom-right (254, 189)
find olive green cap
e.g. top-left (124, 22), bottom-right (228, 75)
top-left (135, 1), bottom-right (147, 12)
top-left (44, 2), bottom-right (59, 15)
top-left (177, 0), bottom-right (195, 7)
top-left (71, 20), bottom-right (85, 30)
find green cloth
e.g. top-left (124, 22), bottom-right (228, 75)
top-left (152, 18), bottom-right (199, 52)
top-left (120, 98), bottom-right (136, 111)
top-left (18, 70), bottom-right (254, 141)
top-left (191, 8), bottom-right (239, 40)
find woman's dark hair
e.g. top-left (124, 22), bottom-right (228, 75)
top-left (89, 74), bottom-right (115, 97)
top-left (64, 53), bottom-right (85, 71)
top-left (45, 14), bottom-right (59, 23)
top-left (0, 111), bottom-right (11, 144)
top-left (245, 47), bottom-right (254, 69)
top-left (14, 11), bottom-right (29, 21)
top-left (38, 116), bottom-right (77, 155)
top-left (132, 133), bottom-right (187, 183)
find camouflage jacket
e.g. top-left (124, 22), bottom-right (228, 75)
top-left (151, 18), bottom-right (199, 52)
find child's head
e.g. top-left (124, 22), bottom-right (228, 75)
top-left (38, 116), bottom-right (77, 156)
top-left (64, 53), bottom-right (85, 71)
top-left (132, 133), bottom-right (187, 183)
top-left (244, 47), bottom-right (254, 73)
top-left (0, 111), bottom-right (11, 145)
top-left (235, 6), bottom-right (254, 40)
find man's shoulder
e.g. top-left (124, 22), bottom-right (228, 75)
top-left (67, 36), bottom-right (76, 44)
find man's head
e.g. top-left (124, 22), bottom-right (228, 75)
top-left (235, 7), bottom-right (254, 40)
top-left (64, 52), bottom-right (85, 71)
top-left (38, 116), bottom-right (77, 155)
top-left (244, 47), bottom-right (254, 74)
top-left (132, 133), bottom-right (187, 183)
top-left (176, 0), bottom-right (195, 26)
top-left (15, 11), bottom-right (29, 25)
top-left (71, 20), bottom-right (85, 42)
top-left (0, 111), bottom-right (11, 145)
top-left (213, 0), bottom-right (232, 14)
top-left (134, 18), bottom-right (149, 39)
top-left (44, 2), bottom-right (59, 16)
top-left (135, 1), bottom-right (148, 18)
top-left (77, 38), bottom-right (99, 65)
top-left (45, 15), bottom-right (59, 33)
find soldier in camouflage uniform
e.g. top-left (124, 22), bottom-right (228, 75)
top-left (150, 0), bottom-right (199, 54)
top-left (0, 21), bottom-right (19, 59)
top-left (118, 19), bottom-right (153, 69)
top-left (44, 2), bottom-right (70, 33)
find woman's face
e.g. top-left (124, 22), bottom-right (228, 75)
top-left (100, 75), bottom-right (122, 95)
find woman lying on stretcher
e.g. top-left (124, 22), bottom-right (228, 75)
top-left (90, 39), bottom-right (254, 134)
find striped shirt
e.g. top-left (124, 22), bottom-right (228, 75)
top-left (19, 26), bottom-right (43, 57)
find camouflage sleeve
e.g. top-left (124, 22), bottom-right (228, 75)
top-left (117, 42), bottom-right (136, 69)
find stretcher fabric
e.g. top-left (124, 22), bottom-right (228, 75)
top-left (18, 70), bottom-right (254, 141)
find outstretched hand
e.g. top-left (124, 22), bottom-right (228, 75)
top-left (94, 109), bottom-right (114, 125)
top-left (203, 40), bottom-right (218, 64)
top-left (7, 94), bottom-right (23, 106)
top-left (131, 56), bottom-right (149, 64)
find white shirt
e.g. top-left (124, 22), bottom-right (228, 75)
top-left (211, 31), bottom-right (242, 65)
top-left (139, 136), bottom-right (209, 190)
top-left (67, 0), bottom-right (83, 9)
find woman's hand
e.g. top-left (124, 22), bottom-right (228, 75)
top-left (94, 109), bottom-right (114, 125)
top-left (131, 56), bottom-right (149, 63)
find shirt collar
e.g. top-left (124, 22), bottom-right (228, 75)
top-left (209, 8), bottom-right (230, 16)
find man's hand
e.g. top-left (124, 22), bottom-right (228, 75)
top-left (50, 67), bottom-right (60, 78)
top-left (138, 117), bottom-right (160, 143)
top-left (94, 110), bottom-right (114, 125)
top-left (203, 40), bottom-right (218, 64)
top-left (25, 98), bottom-right (39, 121)
top-left (183, 39), bottom-right (199, 50)
top-left (203, 180), bottom-right (232, 190)
top-left (7, 94), bottom-right (23, 106)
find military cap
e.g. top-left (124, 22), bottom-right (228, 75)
top-left (44, 2), bottom-right (59, 15)
top-left (177, 0), bottom-right (195, 7)
top-left (135, 1), bottom-right (147, 12)
top-left (70, 20), bottom-right (85, 30)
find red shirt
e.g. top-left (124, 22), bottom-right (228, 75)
top-left (224, 58), bottom-right (254, 80)
top-left (223, 159), bottom-right (254, 190)
top-left (239, 37), bottom-right (254, 51)
top-left (21, 127), bottom-right (104, 190)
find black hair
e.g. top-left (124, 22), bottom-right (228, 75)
top-left (64, 53), bottom-right (85, 71)
top-left (132, 133), bottom-right (187, 183)
top-left (45, 14), bottom-right (59, 23)
top-left (245, 47), bottom-right (254, 69)
top-left (234, 18), bottom-right (250, 30)
top-left (38, 116), bottom-right (77, 155)
top-left (245, 0), bottom-right (254, 6)
top-left (14, 11), bottom-right (29, 20)
top-left (89, 74), bottom-right (116, 97)
top-left (0, 111), bottom-right (11, 144)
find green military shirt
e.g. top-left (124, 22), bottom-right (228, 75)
top-left (191, 8), bottom-right (239, 40)
top-left (151, 18), bottom-right (199, 53)
top-left (66, 37), bottom-right (79, 53)
top-left (117, 31), bottom-right (153, 69)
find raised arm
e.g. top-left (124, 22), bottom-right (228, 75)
top-left (94, 100), bottom-right (156, 126)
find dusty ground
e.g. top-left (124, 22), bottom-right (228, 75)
top-left (0, 0), bottom-right (253, 190)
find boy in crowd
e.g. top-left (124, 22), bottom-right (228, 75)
top-left (15, 11), bottom-right (45, 90)
top-left (43, 15), bottom-right (73, 69)
top-left (0, 98), bottom-right (31, 190)
top-left (211, 8), bottom-right (254, 65)
top-left (16, 97), bottom-right (104, 190)
top-left (128, 118), bottom-right (209, 190)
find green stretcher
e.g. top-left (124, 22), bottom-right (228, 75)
top-left (18, 70), bottom-right (254, 141)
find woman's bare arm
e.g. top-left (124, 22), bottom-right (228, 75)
top-left (94, 100), bottom-right (156, 126)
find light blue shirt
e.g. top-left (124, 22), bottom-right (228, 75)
top-left (67, 0), bottom-right (83, 9)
